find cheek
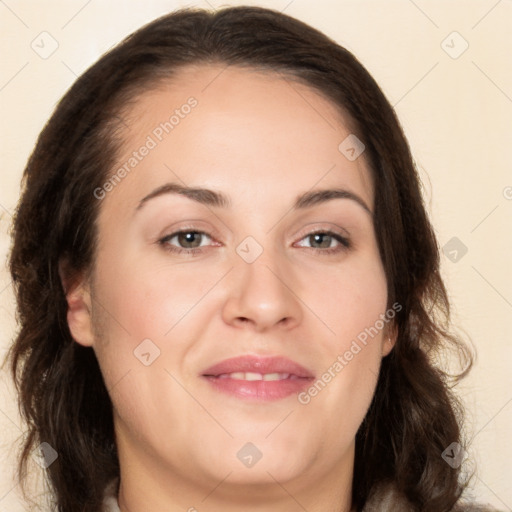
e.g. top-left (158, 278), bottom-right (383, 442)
top-left (90, 252), bottom-right (208, 449)
top-left (309, 250), bottom-right (388, 346)
top-left (297, 249), bottom-right (387, 439)
top-left (93, 247), bottom-right (220, 341)
top-left (89, 247), bottom-right (228, 401)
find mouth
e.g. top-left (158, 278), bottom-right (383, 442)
top-left (201, 355), bottom-right (314, 401)
top-left (214, 372), bottom-right (304, 381)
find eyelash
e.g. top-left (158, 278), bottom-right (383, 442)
top-left (157, 228), bottom-right (351, 257)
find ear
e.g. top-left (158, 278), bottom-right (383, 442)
top-left (382, 325), bottom-right (398, 358)
top-left (59, 258), bottom-right (95, 347)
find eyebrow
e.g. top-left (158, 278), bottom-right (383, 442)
top-left (136, 182), bottom-right (372, 215)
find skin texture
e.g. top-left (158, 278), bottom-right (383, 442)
top-left (63, 65), bottom-right (396, 512)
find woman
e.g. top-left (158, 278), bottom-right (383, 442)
top-left (4, 6), bottom-right (498, 512)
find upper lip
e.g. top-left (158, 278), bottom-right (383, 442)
top-left (202, 355), bottom-right (315, 378)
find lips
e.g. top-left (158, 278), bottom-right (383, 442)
top-left (201, 355), bottom-right (314, 401)
top-left (202, 355), bottom-right (314, 379)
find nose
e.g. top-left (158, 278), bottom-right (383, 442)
top-left (221, 247), bottom-right (303, 332)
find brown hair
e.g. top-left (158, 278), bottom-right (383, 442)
top-left (4, 6), bottom-right (474, 511)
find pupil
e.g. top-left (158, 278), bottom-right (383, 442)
top-left (180, 232), bottom-right (200, 248)
top-left (312, 233), bottom-right (330, 248)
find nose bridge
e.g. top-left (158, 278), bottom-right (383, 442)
top-left (223, 235), bottom-right (303, 330)
top-left (240, 242), bottom-right (287, 295)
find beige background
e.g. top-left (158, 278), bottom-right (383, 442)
top-left (1, 0), bottom-right (511, 510)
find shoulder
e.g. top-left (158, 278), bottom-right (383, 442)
top-left (452, 503), bottom-right (504, 512)
top-left (362, 482), bottom-right (412, 512)
top-left (102, 478), bottom-right (120, 512)
top-left (362, 482), bottom-right (502, 512)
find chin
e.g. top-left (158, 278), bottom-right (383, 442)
top-left (224, 458), bottom-right (308, 486)
top-left (199, 435), bottom-right (313, 485)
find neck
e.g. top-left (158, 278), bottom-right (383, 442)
top-left (116, 446), bottom-right (355, 512)
top-left (118, 478), bottom-right (354, 512)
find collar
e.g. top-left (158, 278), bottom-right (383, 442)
top-left (101, 478), bottom-right (413, 511)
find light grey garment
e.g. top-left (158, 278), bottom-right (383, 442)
top-left (102, 479), bottom-right (120, 512)
top-left (102, 478), bottom-right (501, 512)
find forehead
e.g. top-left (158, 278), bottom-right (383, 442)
top-left (103, 64), bottom-right (373, 214)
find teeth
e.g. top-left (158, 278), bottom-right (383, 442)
top-left (245, 372), bottom-right (263, 381)
top-left (263, 372), bottom-right (290, 381)
top-left (217, 372), bottom-right (291, 381)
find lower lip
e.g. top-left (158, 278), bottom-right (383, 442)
top-left (202, 376), bottom-right (312, 401)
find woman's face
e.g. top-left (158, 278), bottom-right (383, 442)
top-left (67, 65), bottom-right (394, 501)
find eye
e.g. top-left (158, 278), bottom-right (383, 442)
top-left (295, 230), bottom-right (351, 255)
top-left (158, 230), bottom-right (215, 256)
top-left (157, 228), bottom-right (351, 257)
